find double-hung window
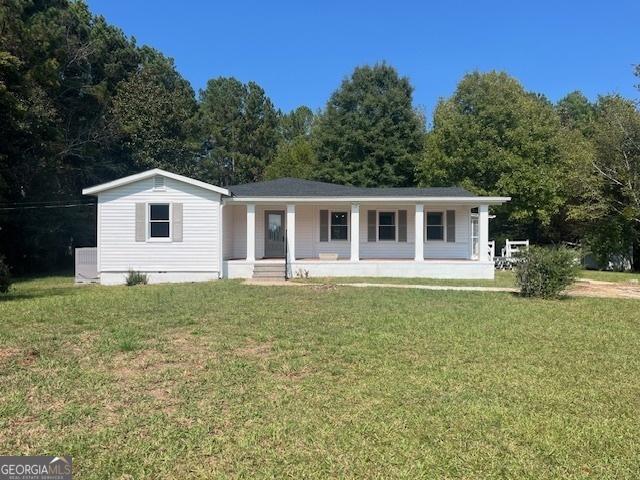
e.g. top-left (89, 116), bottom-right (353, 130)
top-left (426, 212), bottom-right (444, 241)
top-left (378, 212), bottom-right (396, 241)
top-left (149, 204), bottom-right (170, 238)
top-left (330, 211), bottom-right (348, 241)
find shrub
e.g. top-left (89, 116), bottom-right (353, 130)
top-left (125, 270), bottom-right (148, 286)
top-left (514, 246), bottom-right (579, 298)
top-left (0, 256), bottom-right (11, 293)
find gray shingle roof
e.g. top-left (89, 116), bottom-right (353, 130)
top-left (228, 178), bottom-right (475, 198)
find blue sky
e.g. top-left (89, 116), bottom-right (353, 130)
top-left (87, 0), bottom-right (639, 118)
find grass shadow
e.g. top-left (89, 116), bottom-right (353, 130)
top-left (0, 287), bottom-right (76, 302)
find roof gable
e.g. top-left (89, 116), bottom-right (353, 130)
top-left (82, 169), bottom-right (230, 196)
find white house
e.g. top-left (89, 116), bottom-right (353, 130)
top-left (82, 168), bottom-right (510, 285)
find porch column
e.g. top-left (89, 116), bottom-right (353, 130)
top-left (286, 204), bottom-right (296, 263)
top-left (246, 203), bottom-right (255, 262)
top-left (414, 204), bottom-right (424, 261)
top-left (350, 203), bottom-right (360, 262)
top-left (479, 204), bottom-right (489, 262)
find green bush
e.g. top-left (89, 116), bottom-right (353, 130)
top-left (0, 255), bottom-right (11, 293)
top-left (514, 246), bottom-right (579, 298)
top-left (125, 270), bottom-right (149, 286)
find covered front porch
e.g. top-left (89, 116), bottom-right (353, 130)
top-left (222, 200), bottom-right (493, 279)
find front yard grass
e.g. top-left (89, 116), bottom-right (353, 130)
top-left (579, 269), bottom-right (640, 283)
top-left (293, 270), bottom-right (516, 288)
top-left (1, 276), bottom-right (640, 478)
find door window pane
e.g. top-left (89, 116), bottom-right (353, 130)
top-left (268, 214), bottom-right (282, 241)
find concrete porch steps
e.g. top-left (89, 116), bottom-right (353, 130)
top-left (252, 263), bottom-right (286, 279)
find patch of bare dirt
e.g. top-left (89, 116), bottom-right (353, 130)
top-left (0, 415), bottom-right (48, 451)
top-left (147, 385), bottom-right (179, 415)
top-left (234, 340), bottom-right (272, 359)
top-left (0, 347), bottom-right (39, 366)
top-left (275, 365), bottom-right (312, 382)
top-left (310, 284), bottom-right (338, 292)
top-left (569, 280), bottom-right (640, 299)
top-left (0, 347), bottom-right (21, 363)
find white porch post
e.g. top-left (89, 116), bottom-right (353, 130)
top-left (246, 203), bottom-right (255, 262)
top-left (286, 204), bottom-right (296, 263)
top-left (350, 203), bottom-right (360, 262)
top-left (479, 204), bottom-right (489, 262)
top-left (414, 204), bottom-right (424, 261)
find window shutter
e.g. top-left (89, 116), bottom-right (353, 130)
top-left (367, 210), bottom-right (376, 242)
top-left (135, 203), bottom-right (146, 242)
top-left (172, 203), bottom-right (183, 242)
top-left (446, 210), bottom-right (456, 243)
top-left (319, 210), bottom-right (328, 242)
top-left (398, 210), bottom-right (407, 242)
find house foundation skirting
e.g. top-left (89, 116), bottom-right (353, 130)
top-left (99, 271), bottom-right (221, 285)
top-left (224, 260), bottom-right (494, 280)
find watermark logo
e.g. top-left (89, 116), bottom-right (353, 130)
top-left (0, 456), bottom-right (72, 480)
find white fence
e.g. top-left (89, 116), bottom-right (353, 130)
top-left (501, 239), bottom-right (529, 258)
top-left (75, 247), bottom-right (98, 283)
top-left (488, 240), bottom-right (495, 261)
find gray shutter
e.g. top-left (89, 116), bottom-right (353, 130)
top-left (172, 203), bottom-right (183, 242)
top-left (446, 210), bottom-right (456, 243)
top-left (319, 210), bottom-right (328, 242)
top-left (135, 203), bottom-right (146, 242)
top-left (398, 210), bottom-right (407, 242)
top-left (367, 210), bottom-right (376, 242)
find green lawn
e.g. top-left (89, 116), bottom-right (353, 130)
top-left (295, 269), bottom-right (640, 289)
top-left (578, 269), bottom-right (640, 284)
top-left (1, 276), bottom-right (640, 478)
top-left (294, 270), bottom-right (516, 288)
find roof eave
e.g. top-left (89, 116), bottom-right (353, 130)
top-left (224, 196), bottom-right (511, 204)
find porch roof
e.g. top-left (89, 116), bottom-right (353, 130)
top-left (227, 178), bottom-right (510, 204)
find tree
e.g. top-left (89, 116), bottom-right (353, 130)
top-left (197, 77), bottom-right (279, 185)
top-left (264, 137), bottom-right (317, 180)
top-left (313, 63), bottom-right (424, 187)
top-left (279, 105), bottom-right (314, 142)
top-left (0, 0), bottom-right (142, 273)
top-left (417, 71), bottom-right (570, 241)
top-left (556, 91), bottom-right (596, 136)
top-left (109, 47), bottom-right (199, 175)
top-left (576, 95), bottom-right (640, 268)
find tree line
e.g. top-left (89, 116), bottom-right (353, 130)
top-left (1, 0), bottom-right (639, 273)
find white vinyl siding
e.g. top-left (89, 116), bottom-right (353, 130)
top-left (424, 206), bottom-right (469, 259)
top-left (98, 177), bottom-right (220, 273)
top-left (223, 204), bottom-right (247, 260)
top-left (360, 205), bottom-right (414, 259)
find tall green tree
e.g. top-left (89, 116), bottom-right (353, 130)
top-left (556, 91), bottom-right (596, 136)
top-left (417, 71), bottom-right (570, 241)
top-left (264, 137), bottom-right (317, 180)
top-left (279, 105), bottom-right (314, 142)
top-left (0, 0), bottom-right (142, 272)
top-left (109, 47), bottom-right (199, 175)
top-left (573, 95), bottom-right (640, 268)
top-left (313, 63), bottom-right (424, 187)
top-left (198, 77), bottom-right (279, 185)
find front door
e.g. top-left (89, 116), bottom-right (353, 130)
top-left (264, 210), bottom-right (285, 258)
